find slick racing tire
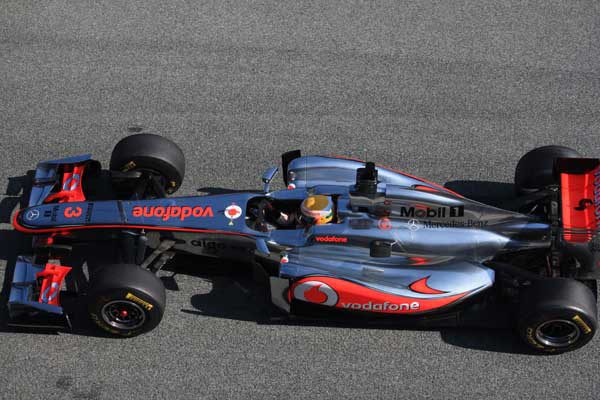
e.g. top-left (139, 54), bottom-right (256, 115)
top-left (517, 279), bottom-right (597, 354)
top-left (110, 133), bottom-right (185, 195)
top-left (87, 264), bottom-right (166, 337)
top-left (514, 145), bottom-right (580, 195)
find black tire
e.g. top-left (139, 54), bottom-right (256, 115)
top-left (87, 264), bottom-right (166, 337)
top-left (514, 145), bottom-right (580, 194)
top-left (110, 134), bottom-right (185, 194)
top-left (517, 279), bottom-right (597, 354)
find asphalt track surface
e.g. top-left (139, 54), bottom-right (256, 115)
top-left (1, 1), bottom-right (600, 399)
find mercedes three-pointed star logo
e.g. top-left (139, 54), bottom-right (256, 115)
top-left (407, 219), bottom-right (421, 231)
top-left (25, 209), bottom-right (40, 221)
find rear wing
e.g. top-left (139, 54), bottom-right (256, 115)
top-left (555, 158), bottom-right (600, 243)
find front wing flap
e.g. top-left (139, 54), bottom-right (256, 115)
top-left (7, 256), bottom-right (72, 329)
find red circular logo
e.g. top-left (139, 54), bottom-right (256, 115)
top-left (224, 205), bottom-right (242, 220)
top-left (378, 217), bottom-right (392, 230)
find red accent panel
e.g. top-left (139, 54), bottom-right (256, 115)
top-left (409, 276), bottom-right (447, 295)
top-left (291, 276), bottom-right (469, 314)
top-left (325, 155), bottom-right (464, 198)
top-left (36, 264), bottom-right (72, 306)
top-left (13, 210), bottom-right (251, 237)
top-left (45, 163), bottom-right (86, 203)
top-left (409, 257), bottom-right (428, 266)
top-left (561, 168), bottom-right (598, 243)
top-left (413, 185), bottom-right (440, 193)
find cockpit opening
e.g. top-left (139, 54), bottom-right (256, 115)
top-left (246, 195), bottom-right (340, 232)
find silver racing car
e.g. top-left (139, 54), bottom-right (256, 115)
top-left (7, 134), bottom-right (599, 353)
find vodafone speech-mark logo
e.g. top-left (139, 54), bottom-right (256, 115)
top-left (225, 205), bottom-right (242, 219)
top-left (292, 281), bottom-right (339, 307)
top-left (378, 217), bottom-right (392, 230)
top-left (225, 204), bottom-right (242, 225)
top-left (224, 204), bottom-right (242, 226)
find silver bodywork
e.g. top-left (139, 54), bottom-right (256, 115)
top-left (269, 155), bottom-right (551, 311)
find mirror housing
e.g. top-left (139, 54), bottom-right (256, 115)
top-left (262, 167), bottom-right (279, 192)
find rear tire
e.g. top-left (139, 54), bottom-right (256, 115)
top-left (87, 264), bottom-right (166, 337)
top-left (514, 145), bottom-right (580, 195)
top-left (110, 134), bottom-right (185, 195)
top-left (517, 279), bottom-right (597, 354)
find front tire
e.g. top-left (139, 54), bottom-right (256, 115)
top-left (517, 279), bottom-right (597, 354)
top-left (110, 133), bottom-right (185, 195)
top-left (87, 264), bottom-right (166, 337)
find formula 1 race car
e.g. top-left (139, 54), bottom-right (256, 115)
top-left (6, 134), bottom-right (600, 353)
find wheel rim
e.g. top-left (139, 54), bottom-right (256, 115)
top-left (101, 300), bottom-right (146, 331)
top-left (535, 319), bottom-right (581, 348)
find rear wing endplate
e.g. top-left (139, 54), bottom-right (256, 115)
top-left (555, 157), bottom-right (600, 243)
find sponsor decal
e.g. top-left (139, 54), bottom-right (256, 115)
top-left (420, 219), bottom-right (489, 229)
top-left (191, 239), bottom-right (225, 250)
top-left (290, 277), bottom-right (470, 314)
top-left (64, 206), bottom-right (83, 218)
top-left (407, 219), bottom-right (420, 232)
top-left (85, 203), bottom-right (94, 223)
top-left (378, 217), bottom-right (392, 230)
top-left (292, 281), bottom-right (338, 306)
top-left (122, 161), bottom-right (137, 172)
top-left (526, 327), bottom-right (545, 349)
top-left (125, 292), bottom-right (153, 311)
top-left (191, 239), bottom-right (226, 255)
top-left (595, 168), bottom-right (600, 220)
top-left (341, 301), bottom-right (419, 312)
top-left (132, 205), bottom-right (214, 221)
top-left (397, 205), bottom-right (464, 218)
top-left (51, 205), bottom-right (59, 222)
top-left (190, 239), bottom-right (253, 255)
top-left (280, 254), bottom-right (289, 264)
top-left (314, 236), bottom-right (348, 244)
top-left (575, 198), bottom-right (594, 211)
top-left (287, 183), bottom-right (296, 190)
top-left (572, 314), bottom-right (592, 334)
top-left (25, 209), bottom-right (40, 221)
top-left (224, 204), bottom-right (242, 226)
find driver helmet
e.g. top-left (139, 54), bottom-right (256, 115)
top-left (300, 195), bottom-right (334, 225)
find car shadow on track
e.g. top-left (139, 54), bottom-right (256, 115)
top-left (175, 258), bottom-right (532, 355)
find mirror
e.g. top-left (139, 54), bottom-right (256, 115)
top-left (262, 167), bottom-right (279, 192)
